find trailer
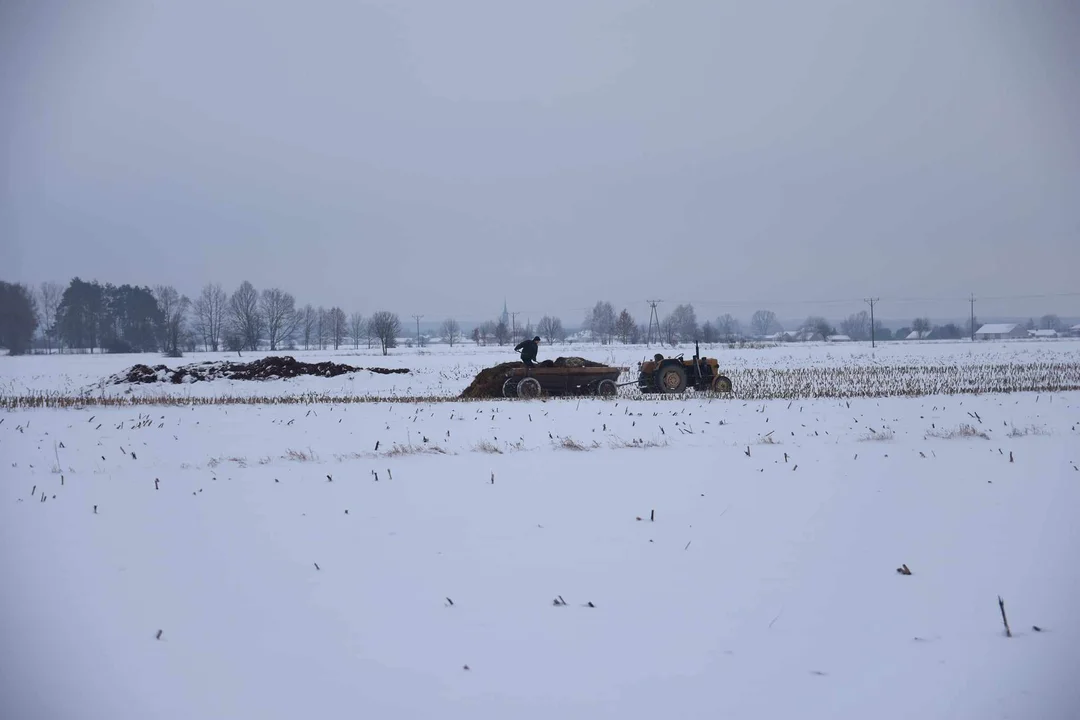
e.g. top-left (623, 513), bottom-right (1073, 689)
top-left (502, 365), bottom-right (628, 399)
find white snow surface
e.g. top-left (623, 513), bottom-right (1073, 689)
top-left (2, 342), bottom-right (1080, 719)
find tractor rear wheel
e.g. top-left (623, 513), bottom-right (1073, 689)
top-left (656, 364), bottom-right (687, 393)
top-left (517, 377), bottom-right (542, 399)
top-left (711, 374), bottom-right (733, 394)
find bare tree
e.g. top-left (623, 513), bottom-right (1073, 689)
top-left (1040, 314), bottom-right (1061, 331)
top-left (369, 310), bottom-right (400, 355)
top-left (840, 310), bottom-right (870, 341)
top-left (316, 307), bottom-right (331, 350)
top-left (716, 313), bottom-right (741, 341)
top-left (259, 288), bottom-right (300, 351)
top-left (668, 304), bottom-right (698, 343)
top-left (661, 314), bottom-right (680, 345)
top-left (537, 315), bottom-right (564, 343)
top-left (349, 312), bottom-right (366, 349)
top-left (37, 281), bottom-right (63, 353)
top-left (803, 316), bottom-right (836, 338)
top-left (911, 317), bottom-right (932, 335)
top-left (364, 316), bottom-right (377, 348)
top-left (440, 318), bottom-right (461, 346)
top-left (300, 304), bottom-right (318, 349)
top-left (751, 310), bottom-right (778, 337)
top-left (586, 301), bottom-right (617, 344)
top-left (327, 307), bottom-right (347, 350)
top-left (193, 282), bottom-right (227, 351)
top-left (229, 281), bottom-right (262, 351)
top-left (154, 285), bottom-right (191, 357)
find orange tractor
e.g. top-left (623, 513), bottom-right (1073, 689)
top-left (637, 342), bottom-right (733, 395)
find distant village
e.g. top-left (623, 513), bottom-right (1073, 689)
top-left (409, 301), bottom-right (1080, 348)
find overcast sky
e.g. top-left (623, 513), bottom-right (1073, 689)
top-left (2, 0), bottom-right (1078, 323)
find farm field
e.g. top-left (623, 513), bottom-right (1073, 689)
top-left (2, 340), bottom-right (1080, 719)
top-left (3, 338), bottom-right (1080, 404)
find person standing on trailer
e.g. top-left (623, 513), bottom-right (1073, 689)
top-left (515, 335), bottom-right (541, 367)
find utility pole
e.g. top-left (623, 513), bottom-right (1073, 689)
top-left (509, 311), bottom-right (520, 341)
top-left (969, 293), bottom-right (976, 341)
top-left (411, 314), bottom-right (423, 348)
top-left (865, 297), bottom-right (880, 348)
top-left (646, 300), bottom-right (663, 346)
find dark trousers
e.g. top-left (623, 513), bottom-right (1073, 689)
top-left (522, 357), bottom-right (536, 367)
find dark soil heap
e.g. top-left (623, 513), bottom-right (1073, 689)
top-left (459, 357), bottom-right (609, 399)
top-left (111, 356), bottom-right (409, 385)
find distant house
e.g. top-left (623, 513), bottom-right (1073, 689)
top-left (1029, 329), bottom-right (1058, 339)
top-left (905, 330), bottom-right (933, 340)
top-left (1071, 324), bottom-right (1080, 337)
top-left (974, 323), bottom-right (1028, 340)
top-left (762, 330), bottom-right (826, 342)
top-left (826, 334), bottom-right (851, 342)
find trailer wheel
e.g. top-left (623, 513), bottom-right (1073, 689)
top-left (502, 377), bottom-right (519, 398)
top-left (657, 364), bottom-right (687, 393)
top-left (596, 379), bottom-right (617, 398)
top-left (711, 375), bottom-right (733, 394)
top-left (517, 377), bottom-right (542, 399)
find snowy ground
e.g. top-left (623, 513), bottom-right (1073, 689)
top-left (3, 338), bottom-right (1080, 401)
top-left (3, 381), bottom-right (1080, 718)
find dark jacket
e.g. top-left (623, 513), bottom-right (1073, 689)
top-left (514, 338), bottom-right (539, 362)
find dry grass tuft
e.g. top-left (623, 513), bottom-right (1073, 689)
top-left (556, 436), bottom-right (598, 451)
top-left (608, 437), bottom-right (668, 450)
top-left (383, 443), bottom-right (449, 457)
top-left (473, 440), bottom-right (503, 454)
top-left (926, 424), bottom-right (989, 440)
top-left (1006, 424), bottom-right (1050, 438)
top-left (859, 428), bottom-right (896, 441)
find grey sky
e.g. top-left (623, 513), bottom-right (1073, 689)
top-left (2, 0), bottom-right (1078, 323)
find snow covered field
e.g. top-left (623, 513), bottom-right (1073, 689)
top-left (3, 341), bottom-right (1080, 719)
top-left (3, 338), bottom-right (1080, 402)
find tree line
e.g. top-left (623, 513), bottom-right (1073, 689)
top-left (4, 277), bottom-right (1070, 357)
top-left (0, 278), bottom-right (407, 356)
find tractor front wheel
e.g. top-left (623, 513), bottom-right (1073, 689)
top-left (711, 374), bottom-right (733, 394)
top-left (656, 364), bottom-right (687, 393)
